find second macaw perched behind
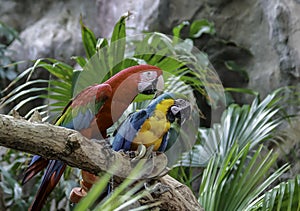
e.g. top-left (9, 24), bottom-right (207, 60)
top-left (69, 92), bottom-right (191, 204)
top-left (112, 92), bottom-right (191, 153)
top-left (22, 65), bottom-right (164, 211)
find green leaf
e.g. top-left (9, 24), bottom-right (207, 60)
top-left (179, 90), bottom-right (283, 167)
top-left (24, 104), bottom-right (48, 119)
top-left (49, 80), bottom-right (72, 91)
top-left (36, 60), bottom-right (73, 82)
top-left (199, 143), bottom-right (289, 211)
top-left (225, 87), bottom-right (259, 97)
top-left (111, 14), bottom-right (128, 43)
top-left (248, 175), bottom-right (300, 211)
top-left (0, 21), bottom-right (20, 45)
top-left (109, 58), bottom-right (138, 78)
top-left (172, 21), bottom-right (189, 44)
top-left (96, 38), bottom-right (109, 51)
top-left (73, 51), bottom-right (110, 95)
top-left (71, 56), bottom-right (87, 68)
top-left (109, 14), bottom-right (129, 76)
top-left (0, 61), bottom-right (38, 93)
top-left (189, 19), bottom-right (215, 38)
top-left (80, 18), bottom-right (97, 59)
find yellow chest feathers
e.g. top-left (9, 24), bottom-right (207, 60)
top-left (132, 99), bottom-right (174, 150)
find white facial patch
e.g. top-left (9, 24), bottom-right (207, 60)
top-left (140, 71), bottom-right (158, 82)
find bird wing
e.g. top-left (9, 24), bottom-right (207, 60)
top-left (55, 84), bottom-right (112, 130)
top-left (23, 84), bottom-right (112, 210)
top-left (112, 109), bottom-right (149, 151)
top-left (158, 126), bottom-right (179, 152)
top-left (23, 84), bottom-right (112, 183)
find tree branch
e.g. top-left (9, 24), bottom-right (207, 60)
top-left (0, 113), bottom-right (203, 210)
top-left (0, 113), bottom-right (168, 178)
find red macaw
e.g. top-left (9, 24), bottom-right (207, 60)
top-left (22, 65), bottom-right (164, 210)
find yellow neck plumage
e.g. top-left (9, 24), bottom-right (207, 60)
top-left (132, 99), bottom-right (175, 150)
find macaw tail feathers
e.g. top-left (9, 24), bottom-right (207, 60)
top-left (29, 160), bottom-right (66, 211)
top-left (22, 155), bottom-right (49, 185)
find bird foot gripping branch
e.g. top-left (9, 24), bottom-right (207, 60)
top-left (131, 145), bottom-right (153, 162)
top-left (71, 139), bottom-right (167, 204)
top-left (69, 146), bottom-right (169, 204)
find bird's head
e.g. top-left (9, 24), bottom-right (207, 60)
top-left (136, 66), bottom-right (164, 96)
top-left (149, 92), bottom-right (191, 125)
top-left (106, 65), bottom-right (164, 97)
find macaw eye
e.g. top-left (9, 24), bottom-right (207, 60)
top-left (140, 71), bottom-right (157, 81)
top-left (171, 106), bottom-right (180, 115)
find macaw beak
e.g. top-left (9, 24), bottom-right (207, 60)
top-left (171, 99), bottom-right (191, 124)
top-left (138, 75), bottom-right (164, 96)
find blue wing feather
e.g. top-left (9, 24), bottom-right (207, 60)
top-left (112, 93), bottom-right (179, 153)
top-left (71, 108), bottom-right (95, 130)
top-left (158, 133), bottom-right (169, 152)
top-left (112, 110), bottom-right (149, 151)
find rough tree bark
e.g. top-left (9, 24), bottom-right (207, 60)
top-left (0, 113), bottom-right (203, 211)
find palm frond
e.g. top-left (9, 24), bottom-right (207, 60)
top-left (75, 159), bottom-right (159, 211)
top-left (179, 90), bottom-right (283, 167)
top-left (248, 175), bottom-right (300, 211)
top-left (132, 32), bottom-right (224, 105)
top-left (0, 58), bottom-right (73, 120)
top-left (199, 143), bottom-right (289, 211)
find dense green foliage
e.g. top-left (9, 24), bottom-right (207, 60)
top-left (0, 22), bottom-right (19, 94)
top-left (0, 14), bottom-right (299, 211)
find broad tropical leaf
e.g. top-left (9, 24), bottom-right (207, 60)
top-left (80, 17), bottom-right (97, 59)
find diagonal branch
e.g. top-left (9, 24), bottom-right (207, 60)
top-left (0, 113), bottom-right (203, 210)
top-left (0, 113), bottom-right (167, 178)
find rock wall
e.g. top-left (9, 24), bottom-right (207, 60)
top-left (1, 0), bottom-right (300, 102)
top-left (145, 0), bottom-right (300, 102)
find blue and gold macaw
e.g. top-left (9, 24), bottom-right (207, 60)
top-left (112, 92), bottom-right (191, 153)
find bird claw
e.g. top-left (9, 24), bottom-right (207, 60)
top-left (131, 144), bottom-right (156, 163)
top-left (144, 145), bottom-right (154, 158)
top-left (131, 144), bottom-right (147, 162)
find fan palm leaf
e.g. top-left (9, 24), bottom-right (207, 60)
top-left (179, 90), bottom-right (284, 167)
top-left (199, 143), bottom-right (289, 211)
top-left (247, 175), bottom-right (300, 211)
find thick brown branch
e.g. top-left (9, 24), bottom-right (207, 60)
top-left (0, 114), bottom-right (167, 178)
top-left (0, 114), bottom-right (203, 210)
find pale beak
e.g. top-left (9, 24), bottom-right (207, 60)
top-left (138, 75), bottom-right (164, 95)
top-left (154, 75), bottom-right (164, 97)
top-left (171, 99), bottom-right (191, 124)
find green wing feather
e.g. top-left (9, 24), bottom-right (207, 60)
top-left (55, 84), bottom-right (112, 130)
